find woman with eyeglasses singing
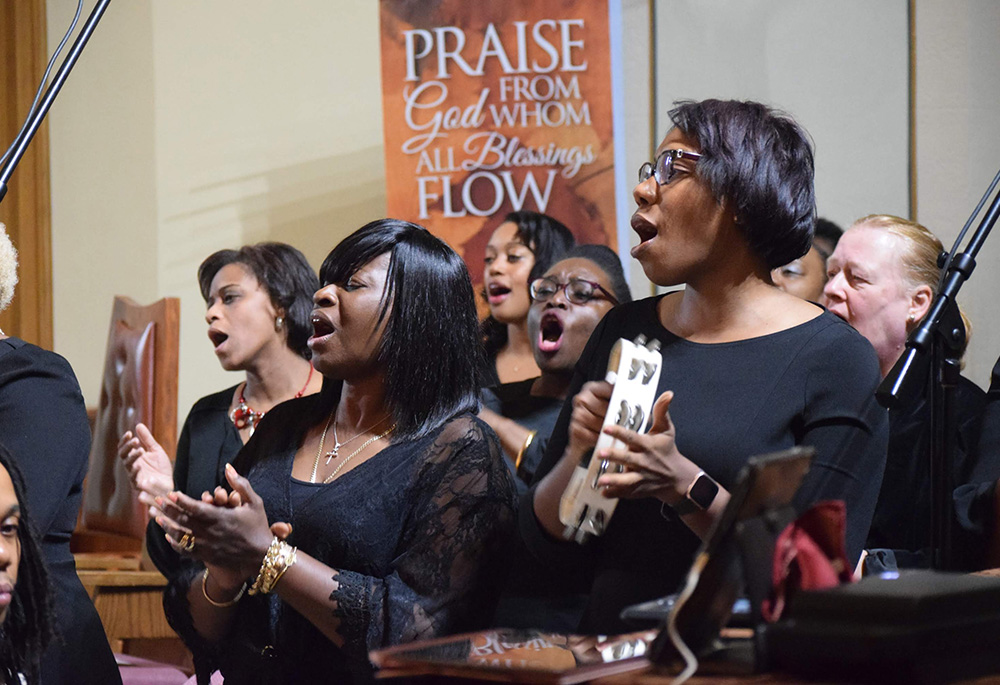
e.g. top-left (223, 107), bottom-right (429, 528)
top-left (481, 245), bottom-right (632, 494)
top-left (481, 211), bottom-right (576, 386)
top-left (522, 99), bottom-right (889, 634)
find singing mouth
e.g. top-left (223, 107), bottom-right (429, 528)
top-left (537, 312), bottom-right (564, 353)
top-left (208, 329), bottom-right (228, 349)
top-left (311, 315), bottom-right (335, 338)
top-left (630, 214), bottom-right (656, 244)
top-left (487, 283), bottom-right (511, 304)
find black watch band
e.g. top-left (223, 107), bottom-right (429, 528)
top-left (671, 470), bottom-right (719, 516)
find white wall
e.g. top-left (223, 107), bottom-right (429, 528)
top-left (45, 0), bottom-right (1000, 423)
top-left (47, 1), bottom-right (385, 415)
top-left (914, 0), bottom-right (1000, 389)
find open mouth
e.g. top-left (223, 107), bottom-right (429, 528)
top-left (208, 330), bottom-right (229, 349)
top-left (310, 315), bottom-right (335, 339)
top-left (631, 214), bottom-right (657, 244)
top-left (487, 283), bottom-right (511, 305)
top-left (537, 313), bottom-right (564, 353)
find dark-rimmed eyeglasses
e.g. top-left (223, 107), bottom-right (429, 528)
top-left (638, 149), bottom-right (702, 186)
top-left (530, 277), bottom-right (619, 306)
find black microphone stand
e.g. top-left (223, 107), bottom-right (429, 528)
top-left (877, 172), bottom-right (1000, 570)
top-left (0, 0), bottom-right (113, 205)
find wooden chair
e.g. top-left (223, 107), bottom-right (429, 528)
top-left (70, 296), bottom-right (191, 673)
top-left (72, 295), bottom-right (180, 563)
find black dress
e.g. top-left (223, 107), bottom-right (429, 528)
top-left (954, 355), bottom-right (1000, 570)
top-left (867, 373), bottom-right (986, 568)
top-left (483, 380), bottom-right (586, 632)
top-left (522, 297), bottom-right (889, 634)
top-left (163, 394), bottom-right (517, 684)
top-left (0, 337), bottom-right (121, 685)
top-left (482, 379), bottom-right (563, 492)
top-left (146, 385), bottom-right (242, 579)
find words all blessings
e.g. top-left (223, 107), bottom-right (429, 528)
top-left (401, 20), bottom-right (598, 218)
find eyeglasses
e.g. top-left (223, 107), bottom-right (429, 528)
top-left (530, 277), bottom-right (619, 306)
top-left (638, 149), bottom-right (702, 186)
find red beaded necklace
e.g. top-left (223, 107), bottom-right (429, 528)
top-left (229, 364), bottom-right (314, 435)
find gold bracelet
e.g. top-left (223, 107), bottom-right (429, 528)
top-left (248, 536), bottom-right (298, 596)
top-left (515, 430), bottom-right (537, 471)
top-left (201, 568), bottom-right (246, 608)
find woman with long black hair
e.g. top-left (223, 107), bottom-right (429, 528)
top-left (157, 219), bottom-right (516, 684)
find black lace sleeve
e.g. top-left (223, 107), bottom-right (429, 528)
top-left (330, 416), bottom-right (516, 661)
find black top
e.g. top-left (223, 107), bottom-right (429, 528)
top-left (482, 379), bottom-right (563, 492)
top-left (867, 373), bottom-right (986, 568)
top-left (146, 385), bottom-right (242, 578)
top-left (163, 394), bottom-right (517, 684)
top-left (0, 337), bottom-right (121, 684)
top-left (954, 355), bottom-right (1000, 570)
top-left (521, 297), bottom-right (889, 634)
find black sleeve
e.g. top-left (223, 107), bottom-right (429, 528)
top-left (332, 417), bottom-right (517, 660)
top-left (145, 409), bottom-right (197, 578)
top-left (0, 344), bottom-right (90, 536)
top-left (954, 355), bottom-right (1000, 569)
top-left (795, 328), bottom-right (889, 563)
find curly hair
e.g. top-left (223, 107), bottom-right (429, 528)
top-left (0, 224), bottom-right (18, 314)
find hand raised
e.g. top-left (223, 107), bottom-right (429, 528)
top-left (119, 423), bottom-right (174, 501)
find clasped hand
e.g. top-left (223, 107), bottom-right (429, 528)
top-left (568, 381), bottom-right (698, 505)
top-left (155, 464), bottom-right (288, 590)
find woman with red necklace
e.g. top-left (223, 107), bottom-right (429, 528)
top-left (119, 242), bottom-right (322, 578)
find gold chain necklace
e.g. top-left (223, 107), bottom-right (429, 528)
top-left (321, 425), bottom-right (395, 484)
top-left (328, 413), bottom-right (390, 464)
top-left (308, 409), bottom-right (395, 483)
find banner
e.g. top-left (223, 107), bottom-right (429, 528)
top-left (379, 1), bottom-right (619, 287)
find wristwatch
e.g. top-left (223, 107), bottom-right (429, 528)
top-left (671, 470), bottom-right (720, 516)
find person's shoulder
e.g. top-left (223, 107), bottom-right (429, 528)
top-left (0, 337), bottom-right (83, 388)
top-left (794, 311), bottom-right (882, 385)
top-left (188, 384), bottom-right (240, 415)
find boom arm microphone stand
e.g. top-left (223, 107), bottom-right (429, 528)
top-left (877, 169), bottom-right (1000, 570)
top-left (0, 0), bottom-right (113, 206)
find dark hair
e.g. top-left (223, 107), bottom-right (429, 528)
top-left (318, 219), bottom-right (482, 439)
top-left (198, 243), bottom-right (319, 359)
top-left (668, 99), bottom-right (816, 269)
top-left (0, 444), bottom-right (52, 685)
top-left (559, 244), bottom-right (632, 305)
top-left (812, 217), bottom-right (843, 260)
top-left (482, 212), bottom-right (576, 359)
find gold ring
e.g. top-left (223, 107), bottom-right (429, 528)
top-left (179, 532), bottom-right (196, 552)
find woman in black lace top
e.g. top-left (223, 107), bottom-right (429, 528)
top-left (156, 219), bottom-right (517, 684)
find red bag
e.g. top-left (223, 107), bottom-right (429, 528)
top-left (761, 500), bottom-right (854, 622)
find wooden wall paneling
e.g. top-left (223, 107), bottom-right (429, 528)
top-left (0, 0), bottom-right (53, 347)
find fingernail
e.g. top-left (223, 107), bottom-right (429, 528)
top-left (154, 496), bottom-right (163, 507)
top-left (225, 463), bottom-right (234, 474)
top-left (155, 516), bottom-right (164, 526)
top-left (169, 492), bottom-right (179, 502)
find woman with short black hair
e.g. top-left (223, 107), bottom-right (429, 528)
top-left (157, 219), bottom-right (517, 684)
top-left (525, 99), bottom-right (888, 634)
top-left (120, 242), bottom-right (322, 579)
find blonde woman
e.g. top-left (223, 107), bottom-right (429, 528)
top-left (823, 215), bottom-right (986, 567)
